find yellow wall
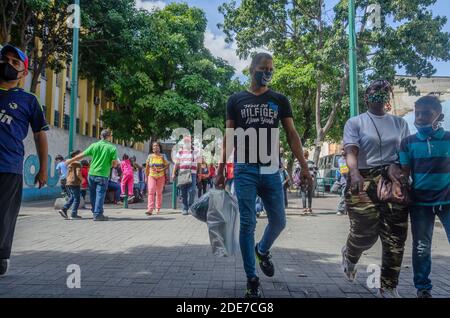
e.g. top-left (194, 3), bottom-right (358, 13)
top-left (30, 64), bottom-right (147, 153)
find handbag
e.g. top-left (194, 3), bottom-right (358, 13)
top-left (177, 169), bottom-right (192, 186)
top-left (367, 113), bottom-right (410, 205)
top-left (377, 167), bottom-right (410, 205)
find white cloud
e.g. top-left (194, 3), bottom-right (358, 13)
top-left (203, 30), bottom-right (250, 77)
top-left (135, 0), bottom-right (166, 12)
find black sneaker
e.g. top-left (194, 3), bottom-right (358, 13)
top-left (417, 289), bottom-right (432, 298)
top-left (255, 244), bottom-right (275, 277)
top-left (93, 215), bottom-right (109, 221)
top-left (58, 209), bottom-right (68, 219)
top-left (245, 277), bottom-right (261, 298)
top-left (0, 259), bottom-right (9, 276)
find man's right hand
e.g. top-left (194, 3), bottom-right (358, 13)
top-left (350, 170), bottom-right (365, 194)
top-left (215, 173), bottom-right (225, 189)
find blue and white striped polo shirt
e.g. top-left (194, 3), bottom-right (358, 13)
top-left (399, 128), bottom-right (450, 206)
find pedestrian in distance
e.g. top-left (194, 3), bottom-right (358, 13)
top-left (120, 154), bottom-right (135, 202)
top-left (58, 150), bottom-right (83, 220)
top-left (145, 141), bottom-right (170, 215)
top-left (299, 150), bottom-right (318, 215)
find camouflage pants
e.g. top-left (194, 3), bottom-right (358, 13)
top-left (345, 168), bottom-right (409, 289)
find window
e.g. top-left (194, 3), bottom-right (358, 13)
top-left (54, 110), bottom-right (60, 127)
top-left (63, 115), bottom-right (70, 130)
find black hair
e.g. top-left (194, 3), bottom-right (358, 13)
top-left (81, 160), bottom-right (89, 167)
top-left (365, 79), bottom-right (393, 97)
top-left (122, 154), bottom-right (129, 161)
top-left (152, 141), bottom-right (163, 153)
top-left (70, 150), bottom-right (81, 158)
top-left (55, 154), bottom-right (64, 161)
top-left (415, 95), bottom-right (442, 113)
top-left (249, 52), bottom-right (273, 74)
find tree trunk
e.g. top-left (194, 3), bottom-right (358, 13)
top-left (313, 79), bottom-right (323, 165)
top-left (30, 58), bottom-right (43, 93)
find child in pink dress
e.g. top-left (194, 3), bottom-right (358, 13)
top-left (120, 154), bottom-right (134, 199)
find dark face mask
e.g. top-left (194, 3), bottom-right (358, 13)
top-left (254, 71), bottom-right (273, 87)
top-left (0, 61), bottom-right (19, 81)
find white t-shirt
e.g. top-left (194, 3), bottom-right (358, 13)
top-left (343, 112), bottom-right (410, 169)
top-left (175, 148), bottom-right (200, 174)
top-left (111, 167), bottom-right (120, 184)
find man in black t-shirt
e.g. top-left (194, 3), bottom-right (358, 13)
top-left (216, 52), bottom-right (312, 298)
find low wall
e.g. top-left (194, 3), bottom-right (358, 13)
top-left (22, 127), bottom-right (150, 201)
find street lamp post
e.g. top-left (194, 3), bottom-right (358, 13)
top-left (348, 0), bottom-right (359, 118)
top-left (68, 0), bottom-right (80, 155)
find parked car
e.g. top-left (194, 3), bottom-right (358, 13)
top-left (317, 154), bottom-right (342, 192)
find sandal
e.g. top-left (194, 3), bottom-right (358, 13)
top-left (145, 210), bottom-right (153, 216)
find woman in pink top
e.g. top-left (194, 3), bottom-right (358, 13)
top-left (120, 154), bottom-right (134, 198)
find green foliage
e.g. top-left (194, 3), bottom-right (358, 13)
top-left (219, 0), bottom-right (450, 147)
top-left (100, 3), bottom-right (240, 144)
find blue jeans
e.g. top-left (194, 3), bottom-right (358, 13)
top-left (410, 204), bottom-right (450, 291)
top-left (63, 186), bottom-right (81, 216)
top-left (88, 175), bottom-right (109, 217)
top-left (234, 163), bottom-right (286, 279)
top-left (108, 181), bottom-right (121, 202)
top-left (179, 174), bottom-right (197, 211)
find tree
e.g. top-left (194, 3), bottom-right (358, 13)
top-left (78, 0), bottom-right (138, 88)
top-left (1, 0), bottom-right (73, 93)
top-left (28, 0), bottom-right (72, 93)
top-left (219, 0), bottom-right (450, 163)
top-left (101, 3), bottom-right (239, 147)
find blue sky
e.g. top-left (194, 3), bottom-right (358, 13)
top-left (136, 0), bottom-right (450, 77)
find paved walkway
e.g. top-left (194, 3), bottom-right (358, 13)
top-left (1, 188), bottom-right (449, 298)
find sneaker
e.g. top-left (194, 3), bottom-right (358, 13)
top-left (417, 289), bottom-right (432, 298)
top-left (245, 277), bottom-right (261, 299)
top-left (0, 259), bottom-right (9, 276)
top-left (255, 244), bottom-right (275, 277)
top-left (182, 210), bottom-right (189, 216)
top-left (341, 245), bottom-right (357, 282)
top-left (58, 209), bottom-right (68, 219)
top-left (93, 215), bottom-right (109, 221)
top-left (336, 212), bottom-right (343, 215)
top-left (377, 287), bottom-right (401, 298)
top-left (70, 215), bottom-right (82, 220)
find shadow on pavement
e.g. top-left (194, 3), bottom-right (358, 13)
top-left (1, 244), bottom-right (449, 299)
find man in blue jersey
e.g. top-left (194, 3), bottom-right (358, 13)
top-left (0, 44), bottom-right (49, 276)
top-left (399, 95), bottom-right (450, 298)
